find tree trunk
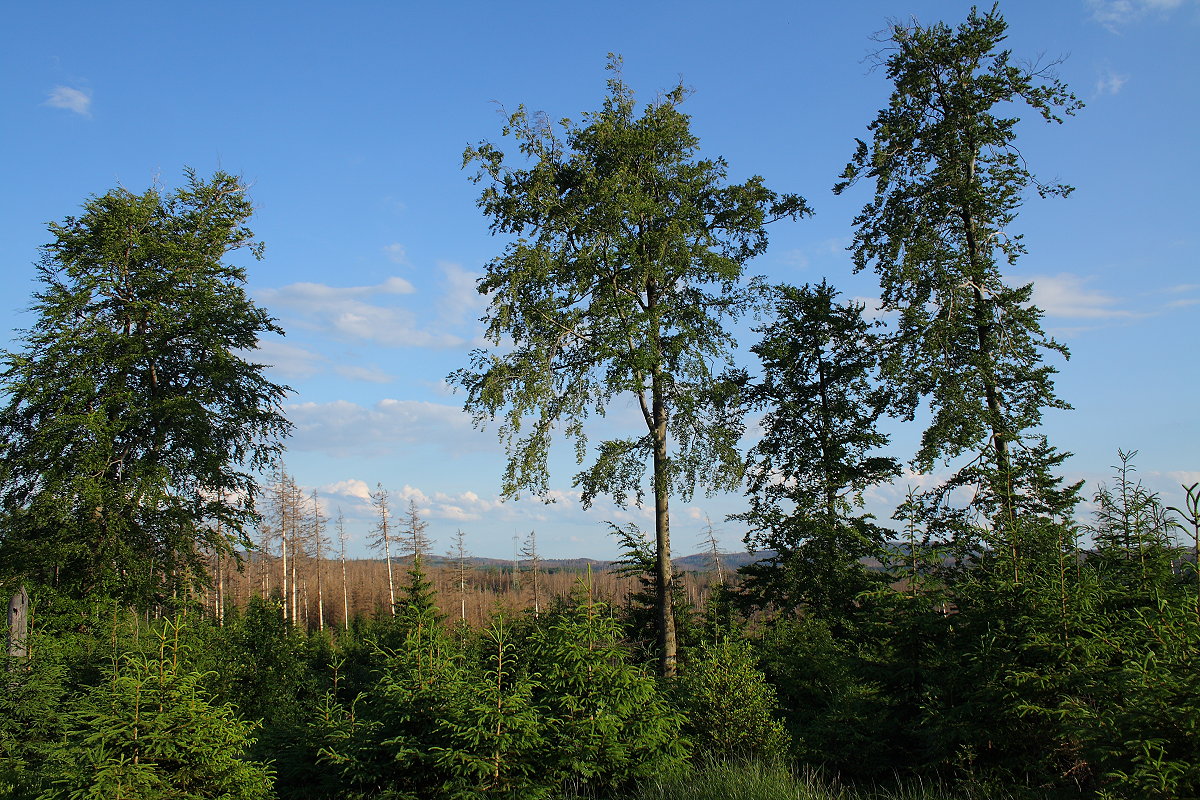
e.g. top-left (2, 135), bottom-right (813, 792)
top-left (341, 552), bottom-right (350, 630)
top-left (651, 373), bottom-right (677, 678)
top-left (7, 586), bottom-right (29, 665)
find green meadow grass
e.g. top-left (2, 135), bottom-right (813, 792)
top-left (617, 759), bottom-right (1014, 800)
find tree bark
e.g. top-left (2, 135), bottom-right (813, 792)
top-left (7, 585), bottom-right (29, 665)
top-left (651, 371), bottom-right (677, 678)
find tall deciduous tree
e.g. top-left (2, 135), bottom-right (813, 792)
top-left (834, 6), bottom-right (1082, 548)
top-left (454, 56), bottom-right (807, 676)
top-left (0, 170), bottom-right (291, 607)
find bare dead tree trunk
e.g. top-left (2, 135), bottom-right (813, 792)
top-left (337, 509), bottom-right (350, 630)
top-left (370, 485), bottom-right (396, 617)
top-left (520, 530), bottom-right (541, 617)
top-left (7, 586), bottom-right (29, 666)
top-left (452, 529), bottom-right (469, 623)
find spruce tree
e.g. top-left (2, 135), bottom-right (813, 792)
top-left (736, 281), bottom-right (899, 625)
top-left (42, 620), bottom-right (274, 800)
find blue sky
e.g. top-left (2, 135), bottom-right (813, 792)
top-left (3, 1), bottom-right (1197, 559)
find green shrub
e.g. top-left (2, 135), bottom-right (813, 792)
top-left (531, 596), bottom-right (687, 793)
top-left (40, 619), bottom-right (274, 800)
top-left (674, 638), bottom-right (790, 764)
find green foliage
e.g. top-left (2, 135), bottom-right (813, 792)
top-left (530, 594), bottom-right (687, 793)
top-left (753, 617), bottom-right (910, 778)
top-left (736, 281), bottom-right (897, 624)
top-left (628, 757), bottom-right (996, 800)
top-left (628, 758), bottom-right (825, 800)
top-left (1088, 450), bottom-right (1180, 603)
top-left (1071, 600), bottom-right (1200, 799)
top-left (40, 620), bottom-right (273, 800)
top-left (454, 54), bottom-right (807, 675)
top-left (675, 638), bottom-right (789, 764)
top-left (195, 598), bottom-right (331, 798)
top-left (204, 596), bottom-right (327, 732)
top-left (317, 619), bottom-right (463, 799)
top-left (609, 523), bottom-right (697, 658)
top-left (0, 170), bottom-right (291, 606)
top-left (433, 618), bottom-right (546, 799)
top-left (0, 632), bottom-right (71, 799)
top-left (835, 6), bottom-right (1081, 531)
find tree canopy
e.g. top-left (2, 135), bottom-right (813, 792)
top-left (0, 170), bottom-right (292, 607)
top-left (453, 56), bottom-right (808, 674)
top-left (835, 6), bottom-right (1082, 536)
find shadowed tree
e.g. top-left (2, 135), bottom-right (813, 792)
top-left (736, 281), bottom-right (899, 625)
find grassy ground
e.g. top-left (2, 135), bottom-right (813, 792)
top-left (620, 760), bottom-right (1011, 800)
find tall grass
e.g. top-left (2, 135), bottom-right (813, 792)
top-left (619, 759), bottom-right (1015, 800)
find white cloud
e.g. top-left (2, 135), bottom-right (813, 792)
top-left (1162, 283), bottom-right (1200, 310)
top-left (284, 398), bottom-right (487, 457)
top-left (1166, 471), bottom-right (1200, 487)
top-left (1088, 0), bottom-right (1187, 30)
top-left (264, 278), bottom-right (415, 306)
top-left (44, 85), bottom-right (91, 116)
top-left (320, 478), bottom-right (373, 501)
top-left (437, 261), bottom-right (484, 327)
top-left (779, 249), bottom-right (809, 269)
top-left (1095, 67), bottom-right (1129, 95)
top-left (243, 338), bottom-right (397, 383)
top-left (1029, 273), bottom-right (1135, 319)
top-left (384, 243), bottom-right (408, 264)
top-left (245, 338), bottom-right (327, 379)
top-left (258, 277), bottom-right (466, 348)
top-left (333, 364), bottom-right (395, 383)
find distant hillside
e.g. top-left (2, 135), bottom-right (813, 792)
top-left (407, 551), bottom-right (775, 573)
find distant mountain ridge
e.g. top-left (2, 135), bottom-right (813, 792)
top-left (381, 551), bottom-right (776, 572)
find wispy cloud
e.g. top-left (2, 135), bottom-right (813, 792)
top-left (284, 398), bottom-right (488, 458)
top-left (1095, 67), bottom-right (1129, 95)
top-left (245, 337), bottom-right (398, 383)
top-left (333, 364), bottom-right (396, 383)
top-left (258, 276), bottom-right (467, 348)
top-left (246, 338), bottom-right (327, 379)
top-left (1088, 0), bottom-right (1188, 30)
top-left (1165, 470), bottom-right (1200, 488)
top-left (383, 243), bottom-right (408, 264)
top-left (44, 86), bottom-right (92, 116)
top-left (436, 261), bottom-right (484, 328)
top-left (1029, 273), bottom-right (1136, 319)
top-left (778, 249), bottom-right (809, 269)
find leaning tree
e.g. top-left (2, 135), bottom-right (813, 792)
top-left (835, 7), bottom-right (1083, 569)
